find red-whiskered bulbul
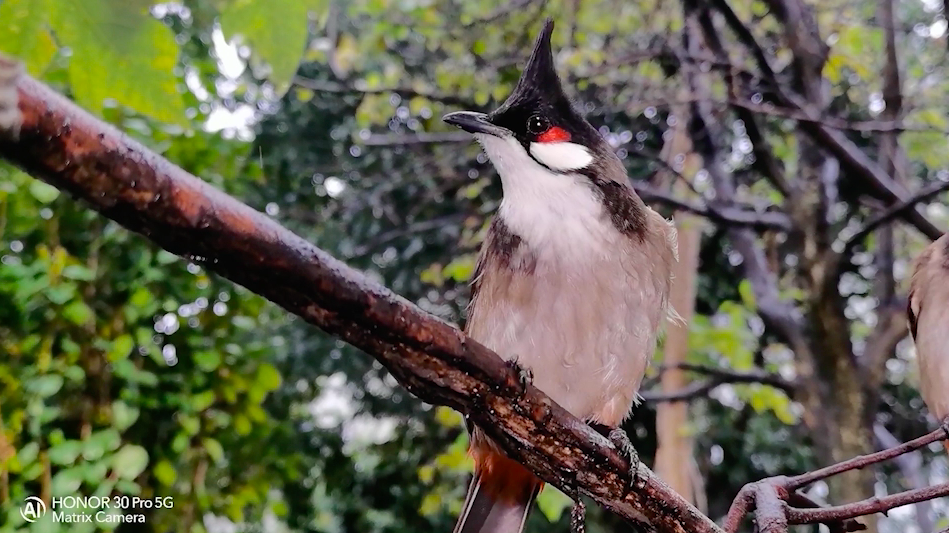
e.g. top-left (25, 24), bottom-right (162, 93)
top-left (442, 19), bottom-right (678, 533)
top-left (908, 233), bottom-right (949, 453)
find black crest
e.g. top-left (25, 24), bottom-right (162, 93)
top-left (489, 19), bottom-right (601, 150)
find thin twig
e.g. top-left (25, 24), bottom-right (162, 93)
top-left (787, 426), bottom-right (949, 490)
top-left (842, 179), bottom-right (949, 253)
top-left (293, 76), bottom-right (477, 108)
top-left (786, 483), bottom-right (949, 524)
top-left (633, 182), bottom-right (792, 231)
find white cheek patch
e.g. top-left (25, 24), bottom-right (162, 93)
top-left (528, 141), bottom-right (594, 172)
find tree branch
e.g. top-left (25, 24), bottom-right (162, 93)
top-left (786, 483), bottom-right (949, 525)
top-left (293, 76), bottom-right (478, 109)
top-left (842, 179), bottom-right (949, 253)
top-left (784, 425), bottom-right (948, 491)
top-left (632, 182), bottom-right (792, 231)
top-left (874, 424), bottom-right (934, 533)
top-left (707, 0), bottom-right (943, 241)
top-left (724, 426), bottom-right (949, 532)
top-left (0, 71), bottom-right (724, 533)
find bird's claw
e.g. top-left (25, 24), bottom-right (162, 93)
top-left (940, 415), bottom-right (949, 441)
top-left (506, 355), bottom-right (533, 394)
top-left (569, 487), bottom-right (586, 533)
top-left (609, 427), bottom-right (646, 493)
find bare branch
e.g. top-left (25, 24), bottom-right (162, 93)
top-left (358, 131), bottom-right (473, 146)
top-left (874, 424), bottom-right (934, 533)
top-left (641, 380), bottom-right (719, 403)
top-left (462, 0), bottom-right (537, 29)
top-left (633, 182), bottom-right (792, 231)
top-left (656, 363), bottom-right (796, 392)
top-left (349, 213), bottom-right (469, 258)
top-left (785, 426), bottom-right (949, 490)
top-left (293, 77), bottom-right (478, 109)
top-left (786, 483), bottom-right (949, 525)
top-left (725, 426), bottom-right (949, 532)
top-left (0, 72), bottom-right (724, 533)
top-left (842, 179), bottom-right (949, 253)
top-left (707, 0), bottom-right (943, 240)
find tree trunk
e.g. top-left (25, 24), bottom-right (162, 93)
top-left (653, 99), bottom-right (703, 505)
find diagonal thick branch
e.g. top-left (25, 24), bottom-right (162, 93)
top-left (0, 71), bottom-right (723, 533)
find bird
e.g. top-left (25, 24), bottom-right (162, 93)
top-left (907, 232), bottom-right (949, 453)
top-left (442, 18), bottom-right (678, 533)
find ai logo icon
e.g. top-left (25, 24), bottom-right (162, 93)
top-left (21, 496), bottom-right (47, 523)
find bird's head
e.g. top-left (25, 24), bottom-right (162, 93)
top-left (443, 18), bottom-right (623, 181)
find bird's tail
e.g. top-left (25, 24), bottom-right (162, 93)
top-left (453, 449), bottom-right (543, 533)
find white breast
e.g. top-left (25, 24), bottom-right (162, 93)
top-left (476, 134), bottom-right (615, 264)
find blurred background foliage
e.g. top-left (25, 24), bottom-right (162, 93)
top-left (1, 0), bottom-right (949, 532)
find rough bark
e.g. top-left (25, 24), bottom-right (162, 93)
top-left (0, 70), bottom-right (724, 533)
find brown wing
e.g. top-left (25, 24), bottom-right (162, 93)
top-left (907, 235), bottom-right (949, 342)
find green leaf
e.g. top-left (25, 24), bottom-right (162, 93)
top-left (62, 300), bottom-right (94, 325)
top-left (202, 437), bottom-right (224, 463)
top-left (111, 400), bottom-right (140, 431)
top-left (47, 440), bottom-right (82, 465)
top-left (17, 442), bottom-right (40, 466)
top-left (0, 0), bottom-right (56, 75)
top-left (219, 0), bottom-right (311, 96)
top-left (179, 414), bottom-right (200, 436)
top-left (738, 280), bottom-right (757, 310)
top-left (62, 264), bottom-right (95, 281)
top-left (129, 287), bottom-right (154, 308)
top-left (27, 375), bottom-right (64, 398)
top-left (51, 466), bottom-right (84, 495)
top-left (191, 390), bottom-right (216, 411)
top-left (111, 444), bottom-right (149, 480)
top-left (84, 461), bottom-right (108, 484)
top-left (153, 459), bottom-right (178, 486)
top-left (233, 414), bottom-right (252, 436)
top-left (536, 486), bottom-right (572, 523)
top-left (48, 0), bottom-right (185, 124)
top-left (255, 363), bottom-right (281, 391)
top-left (114, 479), bottom-right (140, 494)
top-left (45, 283), bottom-right (77, 305)
top-left (193, 350), bottom-right (222, 372)
top-left (84, 428), bottom-right (122, 461)
top-left (107, 334), bottom-right (134, 362)
top-left (443, 255), bottom-right (476, 282)
top-left (29, 180), bottom-right (60, 203)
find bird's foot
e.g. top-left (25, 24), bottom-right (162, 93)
top-left (940, 415), bottom-right (949, 441)
top-left (505, 355), bottom-right (533, 394)
top-left (608, 427), bottom-right (646, 494)
top-left (569, 487), bottom-right (586, 533)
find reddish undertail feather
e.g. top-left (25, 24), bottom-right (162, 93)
top-left (453, 449), bottom-right (544, 533)
top-left (943, 441), bottom-right (949, 456)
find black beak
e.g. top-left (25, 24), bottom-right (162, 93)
top-left (442, 111), bottom-right (510, 138)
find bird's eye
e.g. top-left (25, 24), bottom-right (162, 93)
top-left (526, 115), bottom-right (549, 135)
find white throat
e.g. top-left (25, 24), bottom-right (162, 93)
top-left (475, 134), bottom-right (616, 262)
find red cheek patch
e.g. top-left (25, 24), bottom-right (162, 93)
top-left (536, 126), bottom-right (571, 143)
